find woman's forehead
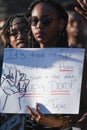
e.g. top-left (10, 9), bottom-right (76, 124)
top-left (31, 2), bottom-right (57, 16)
top-left (10, 17), bottom-right (28, 26)
top-left (10, 23), bottom-right (28, 30)
top-left (68, 12), bottom-right (82, 22)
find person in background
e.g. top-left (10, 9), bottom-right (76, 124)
top-left (3, 13), bottom-right (30, 48)
top-left (0, 18), bottom-right (7, 48)
top-left (67, 11), bottom-right (86, 48)
top-left (25, 0), bottom-right (87, 130)
top-left (64, 3), bottom-right (86, 48)
top-left (75, 0), bottom-right (87, 49)
top-left (0, 13), bottom-right (30, 77)
top-left (0, 19), bottom-right (6, 78)
top-left (0, 13), bottom-right (30, 130)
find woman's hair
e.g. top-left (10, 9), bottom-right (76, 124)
top-left (3, 13), bottom-right (29, 48)
top-left (26, 0), bottom-right (68, 48)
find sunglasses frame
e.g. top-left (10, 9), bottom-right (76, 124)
top-left (29, 16), bottom-right (58, 26)
top-left (9, 28), bottom-right (29, 37)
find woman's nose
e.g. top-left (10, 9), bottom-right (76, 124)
top-left (36, 20), bottom-right (43, 29)
top-left (17, 32), bottom-right (24, 38)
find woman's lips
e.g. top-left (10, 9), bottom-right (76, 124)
top-left (35, 31), bottom-right (45, 37)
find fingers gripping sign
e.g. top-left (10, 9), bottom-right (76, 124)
top-left (27, 103), bottom-right (44, 123)
top-left (26, 104), bottom-right (69, 128)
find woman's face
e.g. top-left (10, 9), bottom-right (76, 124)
top-left (9, 20), bottom-right (29, 48)
top-left (31, 3), bottom-right (63, 47)
top-left (67, 12), bottom-right (84, 38)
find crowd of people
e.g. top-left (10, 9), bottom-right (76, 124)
top-left (0, 0), bottom-right (87, 130)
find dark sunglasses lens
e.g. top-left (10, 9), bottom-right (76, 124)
top-left (42, 17), bottom-right (52, 26)
top-left (9, 31), bottom-right (18, 37)
top-left (31, 17), bottom-right (39, 26)
top-left (9, 28), bottom-right (29, 37)
top-left (30, 16), bottom-right (52, 26)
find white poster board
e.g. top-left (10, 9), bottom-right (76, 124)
top-left (0, 48), bottom-right (85, 114)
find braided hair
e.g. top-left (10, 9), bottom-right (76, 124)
top-left (3, 13), bottom-right (29, 48)
top-left (26, 0), bottom-right (68, 48)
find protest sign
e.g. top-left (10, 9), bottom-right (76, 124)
top-left (0, 48), bottom-right (85, 114)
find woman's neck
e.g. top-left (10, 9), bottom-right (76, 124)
top-left (39, 41), bottom-right (59, 48)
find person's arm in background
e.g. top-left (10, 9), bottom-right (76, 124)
top-left (75, 0), bottom-right (87, 20)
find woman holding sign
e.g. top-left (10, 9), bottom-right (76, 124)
top-left (25, 0), bottom-right (87, 130)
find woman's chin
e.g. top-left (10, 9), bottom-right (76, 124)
top-left (17, 43), bottom-right (27, 48)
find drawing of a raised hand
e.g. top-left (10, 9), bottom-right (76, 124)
top-left (1, 69), bottom-right (18, 95)
top-left (1, 68), bottom-right (30, 111)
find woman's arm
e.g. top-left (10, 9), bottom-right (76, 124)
top-left (75, 0), bottom-right (87, 20)
top-left (26, 104), bottom-right (80, 129)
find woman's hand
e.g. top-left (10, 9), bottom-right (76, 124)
top-left (27, 103), bottom-right (72, 128)
top-left (75, 0), bottom-right (87, 20)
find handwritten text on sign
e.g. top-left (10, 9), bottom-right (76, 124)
top-left (0, 48), bottom-right (85, 114)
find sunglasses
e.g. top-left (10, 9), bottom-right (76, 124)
top-left (9, 28), bottom-right (29, 37)
top-left (29, 16), bottom-right (58, 26)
